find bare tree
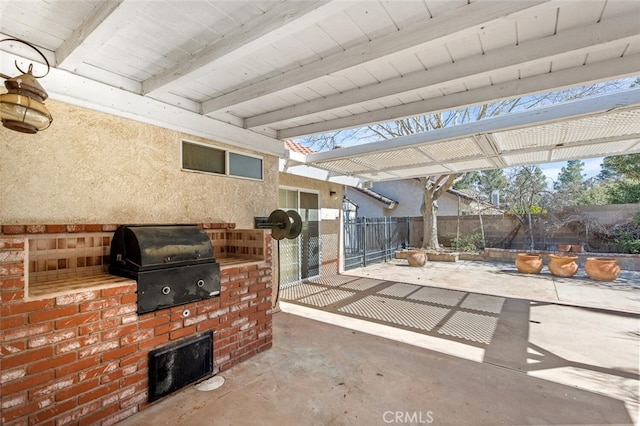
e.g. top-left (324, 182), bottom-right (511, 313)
top-left (301, 80), bottom-right (631, 250)
top-left (504, 166), bottom-right (548, 250)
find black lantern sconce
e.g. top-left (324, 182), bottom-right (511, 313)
top-left (0, 38), bottom-right (53, 134)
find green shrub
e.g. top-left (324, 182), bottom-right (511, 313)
top-left (612, 212), bottom-right (640, 254)
top-left (451, 232), bottom-right (483, 252)
top-left (614, 231), bottom-right (640, 254)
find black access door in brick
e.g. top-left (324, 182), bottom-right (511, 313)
top-left (148, 331), bottom-right (213, 402)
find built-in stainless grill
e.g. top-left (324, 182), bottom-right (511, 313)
top-left (108, 224), bottom-right (220, 314)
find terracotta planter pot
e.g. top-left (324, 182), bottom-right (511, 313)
top-left (515, 253), bottom-right (543, 274)
top-left (585, 257), bottom-right (620, 282)
top-left (558, 244), bottom-right (572, 252)
top-left (407, 249), bottom-right (427, 267)
top-left (548, 254), bottom-right (578, 278)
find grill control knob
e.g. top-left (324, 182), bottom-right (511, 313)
top-left (162, 286), bottom-right (171, 295)
top-left (197, 279), bottom-right (205, 287)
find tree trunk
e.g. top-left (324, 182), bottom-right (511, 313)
top-left (527, 209), bottom-right (534, 251)
top-left (527, 193), bottom-right (535, 251)
top-left (420, 175), bottom-right (459, 250)
top-left (422, 187), bottom-right (439, 249)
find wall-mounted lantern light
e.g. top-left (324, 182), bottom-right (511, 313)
top-left (0, 38), bottom-right (53, 134)
top-left (329, 190), bottom-right (339, 200)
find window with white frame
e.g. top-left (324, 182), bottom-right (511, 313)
top-left (181, 140), bottom-right (263, 180)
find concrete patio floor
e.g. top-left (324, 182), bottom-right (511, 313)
top-left (344, 259), bottom-right (640, 314)
top-left (118, 260), bottom-right (639, 426)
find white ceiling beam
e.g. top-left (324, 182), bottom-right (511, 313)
top-left (314, 133), bottom-right (640, 181)
top-left (1, 50), bottom-right (285, 158)
top-left (0, 1), bottom-right (10, 22)
top-left (56, 0), bottom-right (144, 70)
top-left (305, 88), bottom-right (640, 163)
top-left (331, 133), bottom-right (639, 176)
top-left (474, 134), bottom-right (508, 169)
top-left (53, 0), bottom-right (146, 93)
top-left (202, 0), bottom-right (548, 114)
top-left (281, 53), bottom-right (640, 139)
top-left (245, 13), bottom-right (640, 129)
top-left (142, 0), bottom-right (351, 96)
top-left (0, 32), bottom-right (55, 68)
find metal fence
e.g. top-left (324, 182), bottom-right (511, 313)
top-left (343, 216), bottom-right (410, 270)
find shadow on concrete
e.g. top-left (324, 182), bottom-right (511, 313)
top-left (279, 275), bottom-right (639, 424)
top-left (484, 299), bottom-right (638, 380)
top-left (281, 276), bottom-right (505, 349)
top-left (117, 313), bottom-right (635, 426)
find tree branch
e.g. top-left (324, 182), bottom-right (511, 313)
top-left (433, 174), bottom-right (460, 199)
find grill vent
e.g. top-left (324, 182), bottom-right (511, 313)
top-left (148, 331), bottom-right (213, 402)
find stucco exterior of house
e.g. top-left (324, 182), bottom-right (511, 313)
top-left (344, 179), bottom-right (490, 218)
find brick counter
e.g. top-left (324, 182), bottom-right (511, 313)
top-left (1, 235), bottom-right (273, 425)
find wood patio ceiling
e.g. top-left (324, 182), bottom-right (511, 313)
top-left (1, 0), bottom-right (639, 169)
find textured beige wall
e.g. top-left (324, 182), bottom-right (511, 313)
top-left (0, 101), bottom-right (278, 227)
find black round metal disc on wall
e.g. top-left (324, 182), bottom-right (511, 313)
top-left (286, 210), bottom-right (302, 239)
top-left (268, 209), bottom-right (291, 240)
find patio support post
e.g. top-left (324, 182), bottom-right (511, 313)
top-left (363, 217), bottom-right (367, 268)
top-left (385, 217), bottom-right (389, 261)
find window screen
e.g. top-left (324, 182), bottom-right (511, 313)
top-left (182, 141), bottom-right (225, 175)
top-left (229, 152), bottom-right (262, 180)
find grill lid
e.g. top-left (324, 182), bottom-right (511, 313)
top-left (110, 225), bottom-right (215, 271)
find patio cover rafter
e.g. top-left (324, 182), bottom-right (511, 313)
top-left (202, 0), bottom-right (547, 115)
top-left (303, 89), bottom-right (640, 182)
top-left (281, 54), bottom-right (640, 139)
top-left (246, 13), bottom-right (640, 130)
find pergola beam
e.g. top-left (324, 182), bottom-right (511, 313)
top-left (305, 88), bottom-right (640, 164)
top-left (201, 0), bottom-right (547, 114)
top-left (281, 54), bottom-right (640, 139)
top-left (245, 13), bottom-right (640, 129)
top-left (56, 0), bottom-right (138, 69)
top-left (142, 0), bottom-right (350, 95)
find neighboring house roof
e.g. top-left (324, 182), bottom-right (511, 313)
top-left (285, 140), bottom-right (316, 155)
top-left (343, 196), bottom-right (358, 209)
top-left (446, 187), bottom-right (478, 203)
top-left (352, 186), bottom-right (398, 210)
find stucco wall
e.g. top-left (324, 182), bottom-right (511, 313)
top-left (0, 101), bottom-right (278, 227)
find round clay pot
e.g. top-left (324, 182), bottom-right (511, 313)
top-left (407, 249), bottom-right (427, 267)
top-left (570, 245), bottom-right (584, 253)
top-left (585, 257), bottom-right (620, 282)
top-left (558, 244), bottom-right (572, 252)
top-left (548, 254), bottom-right (578, 278)
top-left (515, 253), bottom-right (543, 274)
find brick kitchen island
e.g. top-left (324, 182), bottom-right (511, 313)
top-left (1, 224), bottom-right (273, 425)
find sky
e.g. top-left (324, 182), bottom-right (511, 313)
top-left (539, 157), bottom-right (603, 185)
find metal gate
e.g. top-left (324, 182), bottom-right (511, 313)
top-left (343, 216), bottom-right (410, 270)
